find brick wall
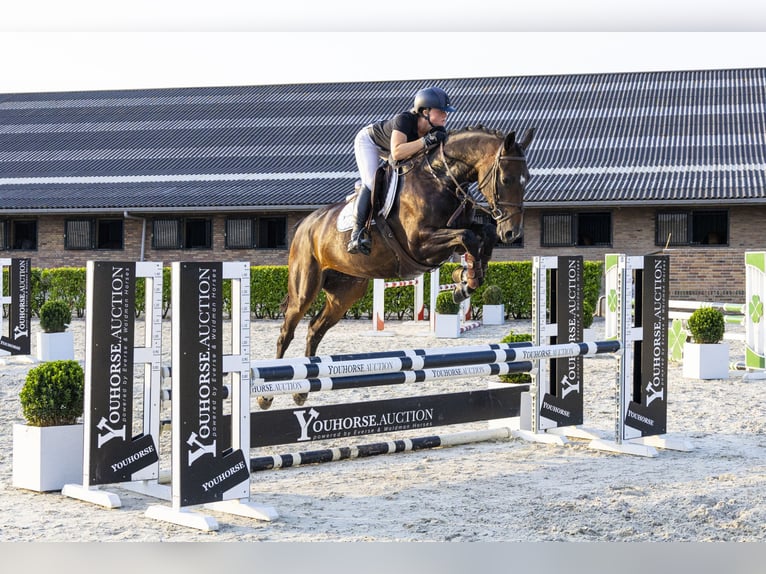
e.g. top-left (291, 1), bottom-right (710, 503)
top-left (10, 205), bottom-right (766, 304)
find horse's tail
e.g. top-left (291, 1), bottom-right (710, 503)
top-left (279, 293), bottom-right (289, 313)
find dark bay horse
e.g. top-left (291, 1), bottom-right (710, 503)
top-left (259, 125), bottom-right (535, 409)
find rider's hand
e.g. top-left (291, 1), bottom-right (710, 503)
top-left (423, 128), bottom-right (447, 147)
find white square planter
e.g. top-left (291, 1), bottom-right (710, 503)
top-left (13, 423), bottom-right (84, 492)
top-left (435, 313), bottom-right (460, 338)
top-left (482, 304), bottom-right (505, 326)
top-left (36, 331), bottom-right (75, 361)
top-left (683, 342), bottom-right (730, 380)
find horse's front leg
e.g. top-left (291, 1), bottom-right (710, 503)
top-left (415, 227), bottom-right (483, 303)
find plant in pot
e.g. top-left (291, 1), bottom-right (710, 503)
top-left (434, 291), bottom-right (461, 338)
top-left (13, 360), bottom-right (84, 491)
top-left (498, 331), bottom-right (533, 385)
top-left (481, 284), bottom-right (505, 326)
top-left (682, 306), bottom-right (728, 379)
top-left (36, 299), bottom-right (74, 361)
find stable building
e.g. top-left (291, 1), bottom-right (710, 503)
top-left (1, 67), bottom-right (765, 302)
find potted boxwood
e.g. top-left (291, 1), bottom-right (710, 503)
top-left (482, 285), bottom-right (505, 326)
top-left (36, 299), bottom-right (74, 361)
top-left (682, 306), bottom-right (728, 379)
top-left (13, 360), bottom-right (84, 491)
top-left (498, 331), bottom-right (533, 385)
top-left (434, 291), bottom-right (461, 338)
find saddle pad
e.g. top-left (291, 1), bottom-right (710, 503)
top-left (336, 170), bottom-right (399, 232)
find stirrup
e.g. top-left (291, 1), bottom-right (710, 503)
top-left (347, 229), bottom-right (371, 255)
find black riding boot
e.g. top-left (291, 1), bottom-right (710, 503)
top-left (347, 185), bottom-right (372, 255)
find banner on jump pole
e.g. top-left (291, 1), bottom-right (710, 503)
top-left (0, 258), bottom-right (31, 356)
top-left (174, 262), bottom-right (249, 508)
top-left (85, 261), bottom-right (159, 484)
top-left (248, 386), bottom-right (527, 447)
top-left (626, 254), bottom-right (669, 437)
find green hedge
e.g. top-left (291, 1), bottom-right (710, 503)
top-left (16, 261), bottom-right (603, 322)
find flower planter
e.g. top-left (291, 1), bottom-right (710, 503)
top-left (36, 331), bottom-right (74, 361)
top-left (482, 304), bottom-right (505, 326)
top-left (435, 313), bottom-right (460, 338)
top-left (682, 342), bottom-right (730, 379)
top-left (13, 423), bottom-right (83, 492)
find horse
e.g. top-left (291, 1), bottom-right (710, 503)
top-left (258, 125), bottom-right (535, 409)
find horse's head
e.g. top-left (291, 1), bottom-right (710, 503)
top-left (479, 128), bottom-right (535, 244)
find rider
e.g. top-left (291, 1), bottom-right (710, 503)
top-left (346, 86), bottom-right (456, 255)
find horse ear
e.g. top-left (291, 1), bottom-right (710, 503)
top-left (519, 127), bottom-right (535, 152)
top-left (503, 131), bottom-right (516, 152)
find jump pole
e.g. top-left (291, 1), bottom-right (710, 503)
top-left (63, 261), bottom-right (164, 508)
top-left (145, 262), bottom-right (277, 531)
top-left (0, 257), bottom-right (31, 362)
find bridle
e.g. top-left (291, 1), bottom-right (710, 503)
top-left (427, 140), bottom-right (529, 227)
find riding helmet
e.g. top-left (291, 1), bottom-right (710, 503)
top-left (413, 87), bottom-right (456, 113)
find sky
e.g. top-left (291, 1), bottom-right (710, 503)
top-left (1, 2), bottom-right (766, 94)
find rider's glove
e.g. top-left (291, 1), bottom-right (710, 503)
top-left (423, 128), bottom-right (447, 147)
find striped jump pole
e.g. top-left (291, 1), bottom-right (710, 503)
top-left (251, 340), bottom-right (620, 386)
top-left (252, 360), bottom-right (536, 398)
top-left (251, 427), bottom-right (514, 471)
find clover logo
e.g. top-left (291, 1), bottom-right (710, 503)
top-left (607, 289), bottom-right (618, 313)
top-left (749, 295), bottom-right (763, 324)
top-left (668, 319), bottom-right (686, 363)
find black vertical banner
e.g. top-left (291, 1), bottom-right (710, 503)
top-left (540, 256), bottom-right (584, 427)
top-left (88, 262), bottom-right (158, 485)
top-left (178, 263), bottom-right (249, 507)
top-left (626, 255), bottom-right (669, 436)
top-left (0, 258), bottom-right (31, 355)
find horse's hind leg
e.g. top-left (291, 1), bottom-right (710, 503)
top-left (292, 274), bottom-right (369, 406)
top-left (257, 254), bottom-right (324, 410)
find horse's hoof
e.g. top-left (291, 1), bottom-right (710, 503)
top-left (257, 396), bottom-right (274, 410)
top-left (293, 392), bottom-right (309, 406)
top-left (452, 285), bottom-right (470, 304)
top-left (451, 267), bottom-right (465, 284)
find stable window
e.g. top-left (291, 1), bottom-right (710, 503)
top-left (152, 217), bottom-right (211, 250)
top-left (656, 210), bottom-right (728, 246)
top-left (152, 219), bottom-right (181, 249)
top-left (226, 218), bottom-right (254, 249)
top-left (66, 219), bottom-right (124, 250)
top-left (9, 220), bottom-right (37, 250)
top-left (225, 215), bottom-right (287, 249)
top-left (258, 217), bottom-right (287, 249)
top-left (183, 218), bottom-right (211, 249)
top-left (541, 212), bottom-right (612, 247)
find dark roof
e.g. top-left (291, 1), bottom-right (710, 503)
top-left (1, 68), bottom-right (765, 213)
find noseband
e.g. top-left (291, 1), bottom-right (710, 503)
top-left (434, 141), bottom-right (528, 227)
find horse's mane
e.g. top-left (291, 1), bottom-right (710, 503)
top-left (449, 124), bottom-right (504, 139)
